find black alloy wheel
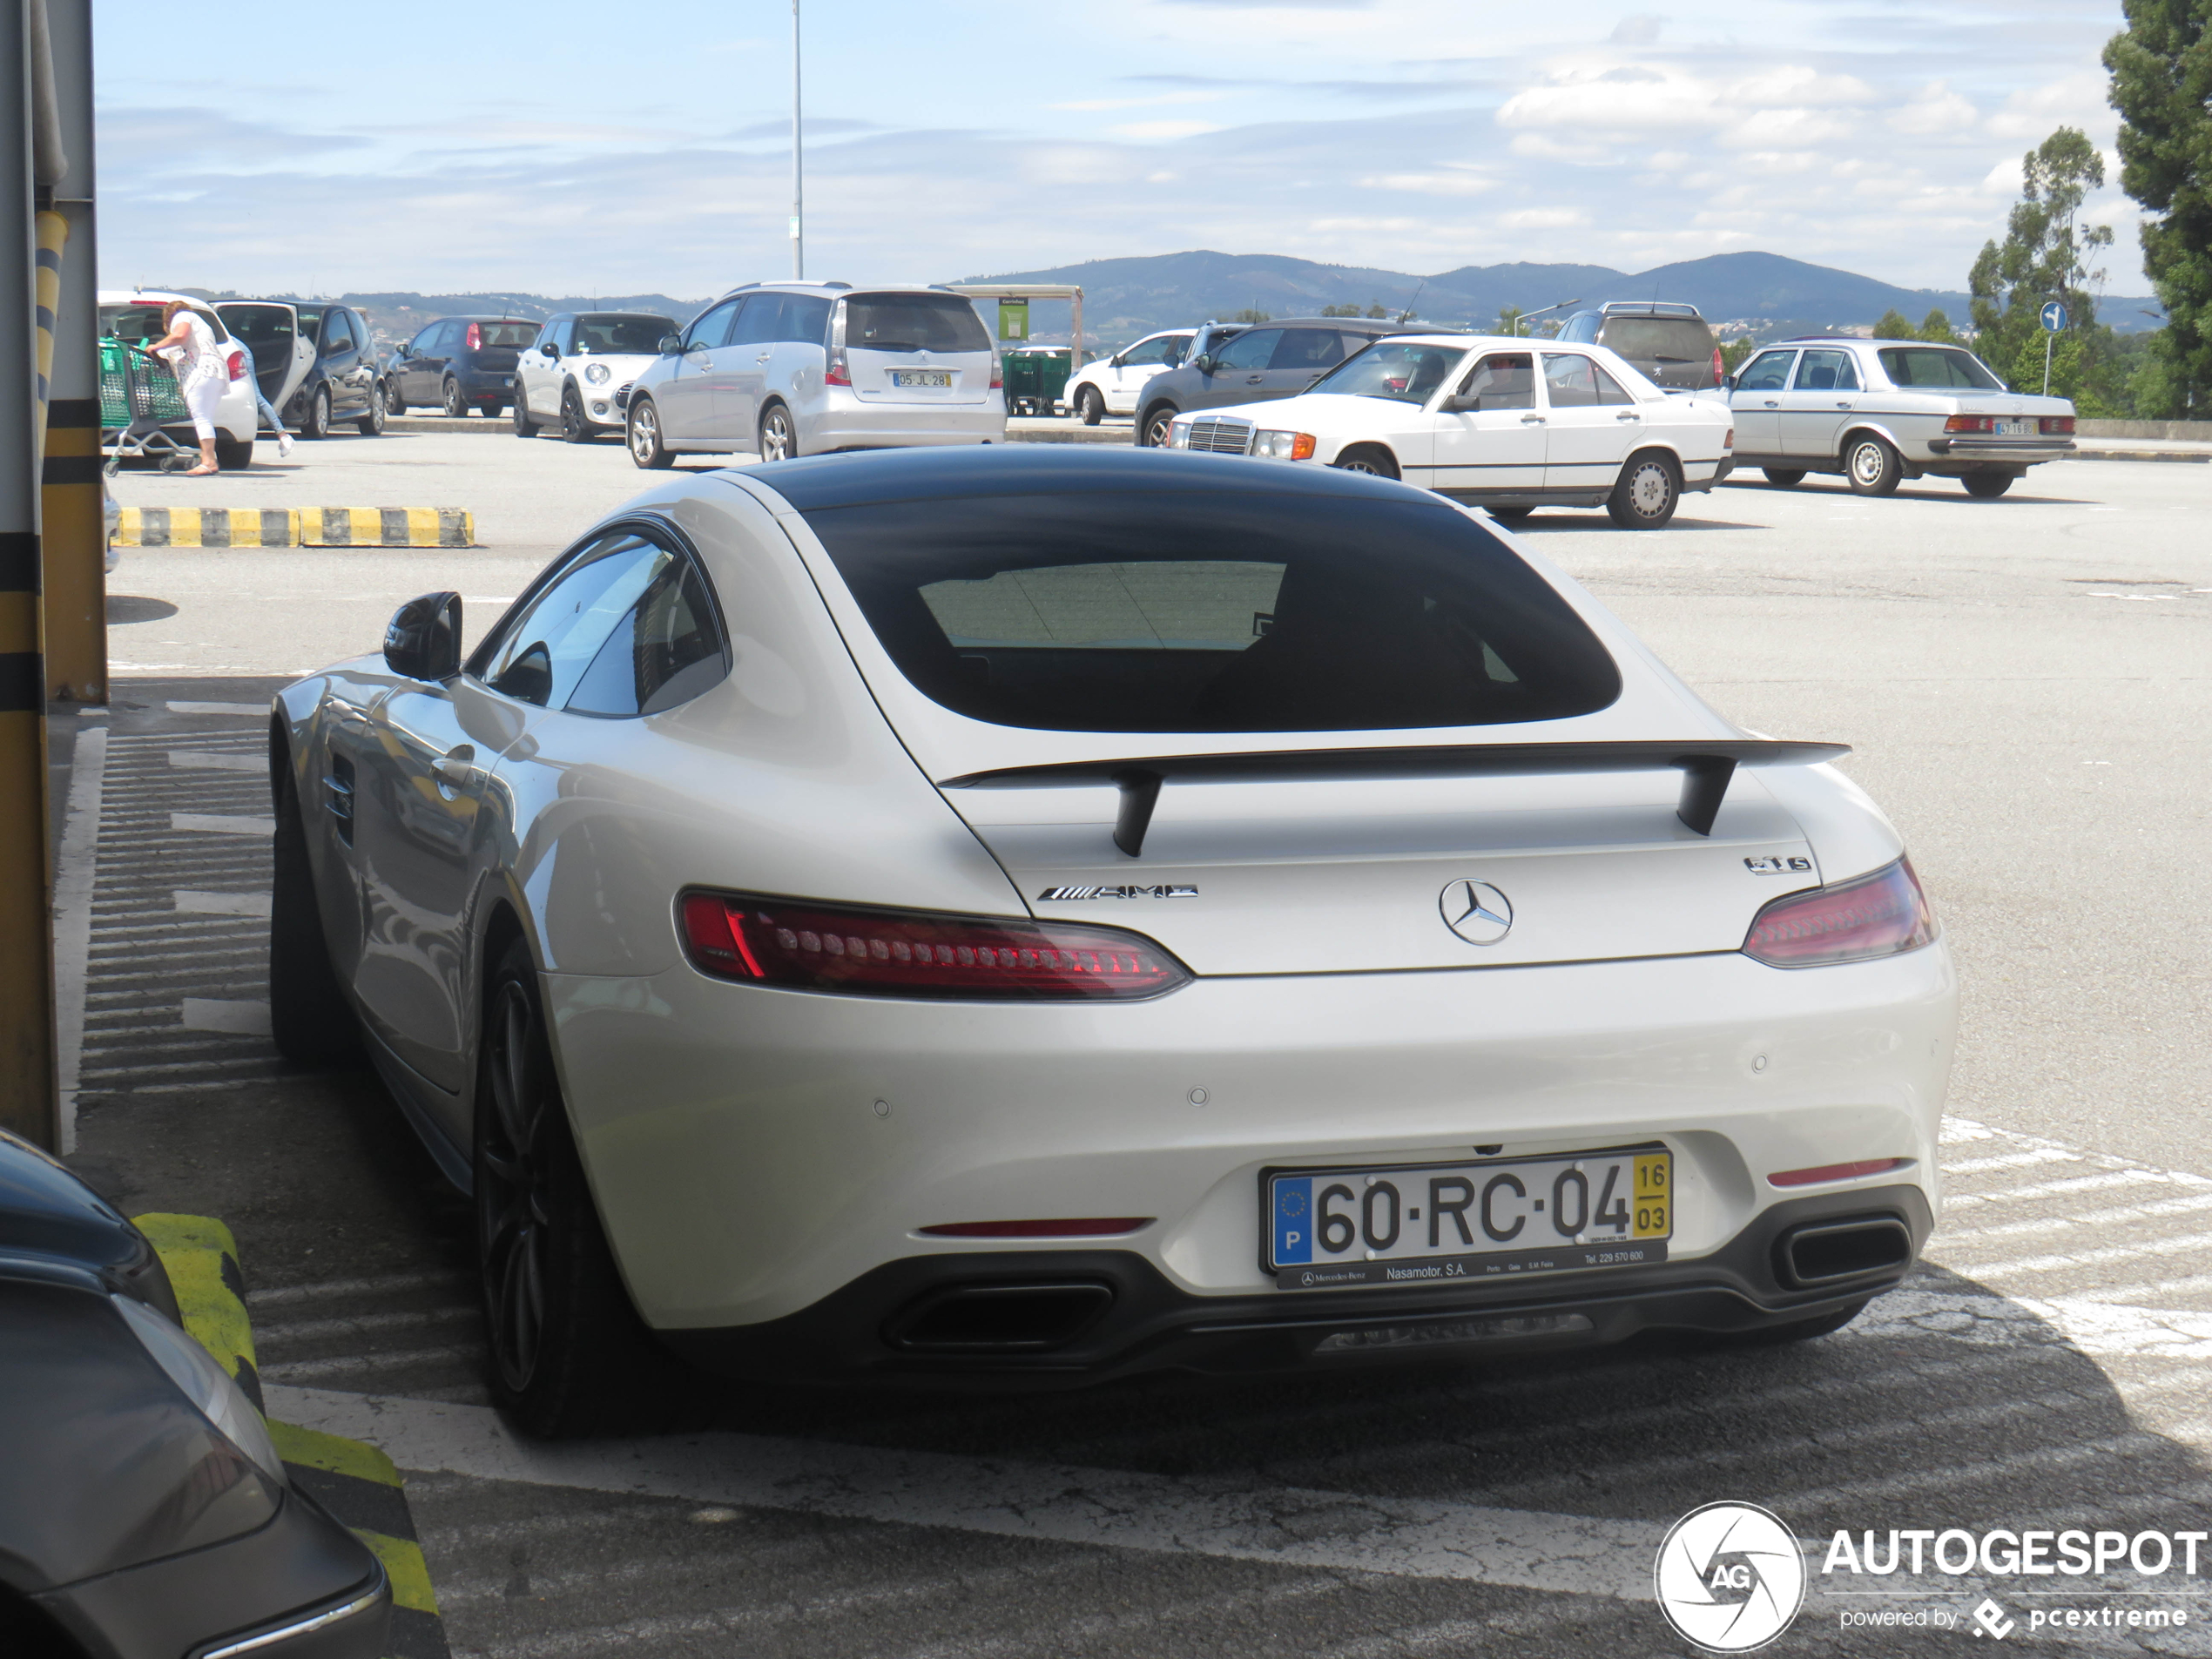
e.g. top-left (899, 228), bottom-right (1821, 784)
top-left (1962, 471), bottom-right (2014, 498)
top-left (1138, 404), bottom-right (1177, 448)
top-left (300, 385), bottom-right (331, 441)
top-left (512, 393), bottom-right (538, 437)
top-left (1844, 433), bottom-right (1903, 496)
top-left (441, 377), bottom-right (468, 418)
top-left (627, 398), bottom-right (672, 469)
top-left (561, 384), bottom-right (590, 443)
top-left (355, 382), bottom-right (386, 437)
top-left (1076, 386), bottom-right (1104, 427)
top-left (1332, 445), bottom-right (1400, 480)
top-left (474, 938), bottom-right (701, 1437)
top-left (385, 379), bottom-right (406, 415)
top-left (1761, 468), bottom-right (1805, 487)
top-left (267, 759), bottom-right (361, 1067)
top-left (758, 401), bottom-right (796, 462)
top-left (1607, 449), bottom-right (1682, 529)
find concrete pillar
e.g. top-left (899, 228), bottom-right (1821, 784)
top-left (39, 0), bottom-right (98, 704)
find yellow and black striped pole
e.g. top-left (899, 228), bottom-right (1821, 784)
top-left (37, 0), bottom-right (96, 705)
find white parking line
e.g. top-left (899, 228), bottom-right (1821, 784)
top-left (179, 999), bottom-right (273, 1035)
top-left (1938, 1189), bottom-right (2212, 1243)
top-left (174, 890), bottom-right (273, 918)
top-left (171, 812), bottom-right (275, 836)
top-left (165, 700), bottom-right (267, 717)
top-left (1939, 1147), bottom-right (2080, 1175)
top-left (168, 750), bottom-right (265, 773)
top-left (1957, 1229), bottom-right (2212, 1280)
top-left (266, 1385), bottom-right (1656, 1598)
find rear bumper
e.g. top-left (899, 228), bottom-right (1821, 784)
top-left (1919, 437), bottom-right (2073, 462)
top-left (804, 392), bottom-right (1007, 450)
top-left (455, 368), bottom-right (514, 397)
top-left (662, 1183), bottom-right (1933, 1388)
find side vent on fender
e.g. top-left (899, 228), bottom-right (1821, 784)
top-left (323, 752), bottom-right (355, 846)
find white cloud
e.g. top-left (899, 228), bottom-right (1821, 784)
top-left (1890, 82), bottom-right (1979, 136)
top-left (1498, 206), bottom-right (1589, 229)
top-left (1986, 71), bottom-right (2109, 141)
top-left (1109, 119), bottom-right (1223, 140)
top-left (1721, 107), bottom-right (1857, 149)
top-left (1610, 14), bottom-right (1666, 45)
top-left (1496, 66), bottom-right (1720, 137)
top-left (1359, 167), bottom-right (1496, 194)
top-left (1725, 66), bottom-right (1874, 107)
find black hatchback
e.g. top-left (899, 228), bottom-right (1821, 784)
top-left (387, 316), bottom-right (538, 417)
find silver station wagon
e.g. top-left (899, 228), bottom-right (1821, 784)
top-left (1726, 337), bottom-right (2076, 498)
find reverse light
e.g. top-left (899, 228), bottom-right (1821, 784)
top-left (920, 1218), bottom-right (1152, 1238)
top-left (1253, 429), bottom-right (1317, 461)
top-left (1944, 415), bottom-right (1996, 433)
top-left (679, 891), bottom-right (1190, 1000)
top-left (825, 347), bottom-right (852, 387)
top-left (1768, 1158), bottom-right (1912, 1189)
top-left (1742, 858), bottom-right (1937, 969)
top-left (466, 322), bottom-right (482, 351)
top-left (989, 350), bottom-right (1003, 390)
top-left (2040, 415), bottom-right (2075, 435)
top-left (585, 361), bottom-right (611, 385)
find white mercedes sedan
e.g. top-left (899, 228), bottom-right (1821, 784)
top-left (1163, 334), bottom-right (1735, 529)
top-left (268, 446), bottom-right (1952, 1435)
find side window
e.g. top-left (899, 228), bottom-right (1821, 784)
top-left (567, 548), bottom-right (729, 718)
top-left (532, 319), bottom-right (558, 352)
top-left (550, 316), bottom-right (575, 352)
top-left (1120, 335), bottom-right (1171, 367)
top-left (1736, 350), bottom-right (1796, 393)
top-left (726, 294), bottom-right (779, 348)
top-left (1456, 353), bottom-right (1535, 411)
top-left (1793, 348), bottom-right (1859, 392)
top-left (779, 294), bottom-right (832, 344)
top-left (1214, 329), bottom-right (1281, 370)
top-left (320, 311), bottom-right (355, 353)
top-left (1590, 362), bottom-right (1636, 406)
top-left (1271, 328), bottom-right (1347, 371)
top-left (1560, 315), bottom-right (1597, 344)
top-left (477, 532), bottom-right (685, 710)
top-left (425, 320), bottom-right (456, 354)
top-left (1541, 354), bottom-right (1598, 408)
top-left (1163, 335), bottom-right (1190, 367)
top-left (685, 300), bottom-right (741, 351)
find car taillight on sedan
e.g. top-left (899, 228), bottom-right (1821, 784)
top-left (679, 892), bottom-right (1190, 999)
top-left (1742, 858), bottom-right (1936, 969)
top-left (2040, 415), bottom-right (2075, 435)
top-left (466, 323), bottom-right (482, 351)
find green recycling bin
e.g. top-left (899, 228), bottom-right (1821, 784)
top-left (1001, 347), bottom-right (1073, 417)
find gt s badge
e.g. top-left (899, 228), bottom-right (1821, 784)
top-left (1037, 884), bottom-right (1198, 900)
top-left (1743, 856), bottom-right (1814, 874)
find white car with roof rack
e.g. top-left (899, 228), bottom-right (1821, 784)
top-left (1725, 336), bottom-right (2076, 496)
top-left (1164, 333), bottom-right (1734, 529)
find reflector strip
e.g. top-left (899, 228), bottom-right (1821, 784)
top-left (1768, 1158), bottom-right (1911, 1188)
top-left (919, 1218), bottom-right (1152, 1238)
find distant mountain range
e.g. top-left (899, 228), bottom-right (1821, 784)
top-left (183, 252), bottom-right (2161, 351)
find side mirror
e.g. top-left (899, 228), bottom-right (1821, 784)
top-left (658, 334), bottom-right (683, 354)
top-left (543, 341), bottom-right (561, 358)
top-left (1723, 373), bottom-right (1737, 391)
top-left (384, 591), bottom-right (462, 683)
top-left (1192, 354), bottom-right (1216, 374)
top-left (1440, 393), bottom-right (1477, 414)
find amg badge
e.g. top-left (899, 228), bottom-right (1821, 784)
top-left (1743, 856), bottom-right (1814, 875)
top-left (1037, 884), bottom-right (1198, 901)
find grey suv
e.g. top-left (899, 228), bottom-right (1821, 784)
top-left (1554, 301), bottom-right (1722, 391)
top-left (1133, 317), bottom-right (1409, 447)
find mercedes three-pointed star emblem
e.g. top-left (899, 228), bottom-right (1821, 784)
top-left (1440, 879), bottom-right (1514, 946)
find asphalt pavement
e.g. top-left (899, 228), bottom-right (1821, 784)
top-left (69, 444), bottom-right (2212, 1656)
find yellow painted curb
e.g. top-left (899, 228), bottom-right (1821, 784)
top-left (134, 1211), bottom-right (259, 1406)
top-left (300, 507), bottom-right (475, 548)
top-left (116, 506), bottom-right (476, 548)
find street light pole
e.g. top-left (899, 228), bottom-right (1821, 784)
top-left (1516, 297), bottom-right (1581, 339)
top-left (790, 0), bottom-right (803, 280)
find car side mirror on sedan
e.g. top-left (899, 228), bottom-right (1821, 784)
top-left (1439, 392), bottom-right (1477, 414)
top-left (658, 334), bottom-right (683, 354)
top-left (384, 591), bottom-right (462, 683)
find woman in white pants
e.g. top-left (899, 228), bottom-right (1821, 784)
top-left (148, 300), bottom-right (228, 475)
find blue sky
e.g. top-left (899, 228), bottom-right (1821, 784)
top-left (93, 0), bottom-right (2144, 300)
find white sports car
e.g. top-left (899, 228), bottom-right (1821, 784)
top-left (270, 446), bottom-right (1952, 1435)
top-left (1165, 333), bottom-right (1735, 529)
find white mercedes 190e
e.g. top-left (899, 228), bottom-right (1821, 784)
top-left (1163, 333), bottom-right (1735, 529)
top-left (268, 446), bottom-right (1952, 1435)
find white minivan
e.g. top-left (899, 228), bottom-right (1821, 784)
top-left (624, 282), bottom-right (1005, 467)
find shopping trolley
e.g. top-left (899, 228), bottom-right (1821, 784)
top-left (99, 335), bottom-right (198, 474)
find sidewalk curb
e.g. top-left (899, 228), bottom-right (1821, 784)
top-left (118, 506), bottom-right (477, 547)
top-left (138, 1212), bottom-right (453, 1659)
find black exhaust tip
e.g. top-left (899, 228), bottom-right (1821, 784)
top-left (1777, 1216), bottom-right (1912, 1289)
top-left (887, 1281), bottom-right (1115, 1352)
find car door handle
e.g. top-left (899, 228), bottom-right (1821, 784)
top-left (1836, 401), bottom-right (1853, 409)
top-left (1245, 374), bottom-right (1264, 384)
top-left (1764, 400), bottom-right (1779, 408)
top-left (1521, 415), bottom-right (1546, 425)
top-left (1615, 411), bottom-right (1642, 421)
top-left (431, 746), bottom-right (478, 793)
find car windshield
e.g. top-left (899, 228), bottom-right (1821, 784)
top-left (477, 321), bottom-right (539, 348)
top-left (1306, 342), bottom-right (1471, 405)
top-left (806, 489), bottom-right (1621, 732)
top-left (1878, 347), bottom-right (2005, 390)
top-left (844, 293), bottom-right (990, 354)
top-left (573, 315), bottom-right (673, 354)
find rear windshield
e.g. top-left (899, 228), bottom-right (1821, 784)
top-left (102, 303), bottom-right (226, 345)
top-left (476, 321), bottom-right (539, 348)
top-left (1596, 318), bottom-right (1712, 366)
top-left (219, 304), bottom-right (294, 351)
top-left (807, 492), bottom-right (1621, 732)
top-left (1309, 342), bottom-right (1471, 405)
top-left (573, 314), bottom-right (674, 353)
top-left (844, 293), bottom-right (990, 354)
top-left (1878, 347), bottom-right (2004, 390)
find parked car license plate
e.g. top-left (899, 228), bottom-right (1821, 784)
top-left (1270, 1146), bottom-right (1670, 1291)
top-left (892, 369), bottom-right (954, 388)
top-left (1994, 418), bottom-right (2033, 436)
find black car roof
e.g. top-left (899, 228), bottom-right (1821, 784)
top-left (732, 442), bottom-right (1440, 515)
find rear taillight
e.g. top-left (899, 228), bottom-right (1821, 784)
top-left (466, 323), bottom-right (482, 351)
top-left (824, 347), bottom-right (851, 388)
top-left (225, 348), bottom-right (246, 382)
top-left (1711, 346), bottom-right (1724, 387)
top-left (678, 892), bottom-right (1189, 1000)
top-left (1944, 415), bottom-right (1995, 433)
top-left (990, 356), bottom-right (1003, 389)
top-left (1742, 859), bottom-right (1936, 969)
top-left (1723, 427), bottom-right (1734, 449)
top-left (2041, 415), bottom-right (2075, 435)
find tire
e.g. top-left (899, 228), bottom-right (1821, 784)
top-left (441, 377), bottom-right (468, 418)
top-left (213, 435), bottom-right (254, 470)
top-left (1076, 386), bottom-right (1104, 427)
top-left (758, 401), bottom-right (797, 462)
top-left (268, 763), bottom-right (361, 1068)
top-left (300, 385), bottom-right (331, 441)
top-left (1138, 403), bottom-right (1177, 448)
top-left (1332, 445), bottom-right (1400, 481)
top-left (477, 398), bottom-right (503, 419)
top-left (1607, 449), bottom-right (1681, 529)
top-left (1761, 468), bottom-right (1805, 487)
top-left (512, 393), bottom-right (538, 438)
top-left (626, 397), bottom-right (672, 469)
top-left (385, 381), bottom-right (406, 416)
top-left (1962, 471), bottom-right (2013, 498)
top-left (1844, 433), bottom-right (1903, 496)
top-left (475, 937), bottom-right (701, 1437)
top-left (354, 382), bottom-right (386, 437)
top-left (1487, 504), bottom-right (1535, 522)
top-left (560, 384), bottom-right (591, 443)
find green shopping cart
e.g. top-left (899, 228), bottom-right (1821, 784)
top-left (100, 335), bottom-right (198, 474)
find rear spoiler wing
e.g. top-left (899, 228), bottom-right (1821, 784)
top-left (941, 739), bottom-right (1850, 858)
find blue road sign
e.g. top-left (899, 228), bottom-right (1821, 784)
top-left (2040, 300), bottom-right (2069, 333)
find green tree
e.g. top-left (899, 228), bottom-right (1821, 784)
top-left (1496, 304), bottom-right (1526, 337)
top-left (1873, 308), bottom-right (1917, 341)
top-left (1720, 338), bottom-right (1760, 374)
top-left (2105, 0), bottom-right (2212, 415)
top-left (1919, 308), bottom-right (1956, 341)
top-left (1231, 307), bottom-right (1271, 324)
top-left (1968, 127), bottom-right (2116, 401)
top-left (1365, 304), bottom-right (1389, 319)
